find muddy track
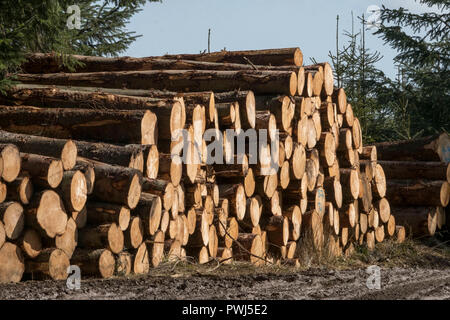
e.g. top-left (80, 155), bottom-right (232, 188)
top-left (0, 267), bottom-right (449, 300)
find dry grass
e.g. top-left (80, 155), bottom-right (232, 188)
top-left (121, 233), bottom-right (450, 280)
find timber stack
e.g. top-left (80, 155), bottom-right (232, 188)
top-left (0, 47), bottom-right (436, 283)
top-left (368, 134), bottom-right (450, 238)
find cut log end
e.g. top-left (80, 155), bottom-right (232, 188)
top-left (61, 140), bottom-right (78, 170)
top-left (1, 144), bottom-right (21, 183)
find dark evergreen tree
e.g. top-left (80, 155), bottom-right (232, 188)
top-left (374, 0), bottom-right (450, 136)
top-left (0, 0), bottom-right (160, 92)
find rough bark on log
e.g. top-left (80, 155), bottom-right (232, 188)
top-left (17, 70), bottom-right (298, 96)
top-left (92, 162), bottom-right (142, 209)
top-left (0, 106), bottom-right (158, 145)
top-left (0, 131), bottom-right (77, 170)
top-left (71, 248), bottom-right (116, 279)
top-left (386, 180), bottom-right (449, 207)
top-left (373, 133), bottom-right (450, 162)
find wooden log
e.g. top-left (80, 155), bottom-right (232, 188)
top-left (18, 69), bottom-right (298, 96)
top-left (232, 233), bottom-right (264, 266)
top-left (332, 88), bottom-right (347, 114)
top-left (17, 229), bottom-right (41, 259)
top-left (58, 170), bottom-right (87, 212)
top-left (360, 146), bottom-right (377, 162)
top-left (219, 184), bottom-right (246, 220)
top-left (222, 217), bottom-right (238, 249)
top-left (71, 248), bottom-right (115, 279)
top-left (23, 48), bottom-right (303, 71)
top-left (185, 246), bottom-right (210, 264)
top-left (6, 175), bottom-right (33, 205)
top-left (302, 210), bottom-right (324, 250)
top-left (0, 144), bottom-right (21, 183)
top-left (217, 247), bottom-right (233, 264)
top-left (134, 193), bottom-right (162, 237)
top-left (26, 190), bottom-right (67, 238)
top-left (372, 163), bottom-right (387, 200)
top-left (395, 226), bottom-right (406, 243)
top-left (142, 178), bottom-right (174, 211)
top-left (359, 174), bottom-right (373, 213)
top-left (20, 153), bottom-right (63, 189)
top-left (161, 47), bottom-right (303, 66)
top-left (319, 132), bottom-right (336, 167)
top-left (86, 202), bottom-right (130, 231)
top-left (145, 230), bottom-right (165, 267)
top-left (373, 133), bottom-right (450, 162)
top-left (42, 218), bottom-right (78, 258)
top-left (323, 177), bottom-right (343, 209)
top-left (352, 118), bottom-right (363, 152)
top-left (25, 248), bottom-right (69, 280)
top-left (262, 215), bottom-right (289, 247)
top-left (386, 180), bottom-right (449, 207)
top-left (393, 207), bottom-right (437, 237)
top-left (124, 216), bottom-right (144, 250)
top-left (133, 242), bottom-right (149, 274)
top-left (92, 162), bottom-right (142, 209)
top-left (0, 201), bottom-right (24, 240)
top-left (71, 207), bottom-right (87, 229)
top-left (0, 131), bottom-right (77, 170)
top-left (74, 140), bottom-right (147, 173)
top-left (386, 214), bottom-right (396, 237)
top-left (283, 205), bottom-right (302, 241)
top-left (116, 251), bottom-right (136, 276)
top-left (73, 158), bottom-right (95, 195)
top-left (0, 242), bottom-right (24, 283)
top-left (0, 106), bottom-right (158, 145)
top-left (78, 223), bottom-right (124, 254)
top-left (378, 160), bottom-right (449, 181)
top-left (215, 91), bottom-right (256, 129)
top-left (186, 209), bottom-right (209, 247)
top-left (340, 169), bottom-right (360, 201)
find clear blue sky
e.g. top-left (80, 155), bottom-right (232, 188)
top-left (124, 0), bottom-right (443, 79)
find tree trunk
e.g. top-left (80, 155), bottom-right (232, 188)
top-left (75, 140), bottom-right (146, 172)
top-left (42, 218), bottom-right (78, 258)
top-left (17, 69), bottom-right (298, 96)
top-left (26, 190), bottom-right (67, 238)
top-left (378, 160), bottom-right (449, 181)
top-left (0, 201), bottom-right (24, 240)
top-left (232, 233), bottom-right (265, 266)
top-left (0, 131), bottom-right (77, 170)
top-left (6, 175), bottom-right (33, 205)
top-left (78, 223), bottom-right (124, 254)
top-left (124, 216), bottom-right (144, 249)
top-left (71, 248), bottom-right (115, 279)
top-left (0, 144), bottom-right (21, 183)
top-left (372, 133), bottom-right (450, 162)
top-left (386, 180), bottom-right (449, 207)
top-left (86, 202), bottom-right (131, 231)
top-left (0, 106), bottom-right (158, 145)
top-left (0, 242), bottom-right (24, 283)
top-left (91, 162), bottom-right (142, 209)
top-left (393, 206), bottom-right (437, 237)
top-left (17, 229), bottom-right (41, 259)
top-left (215, 91), bottom-right (256, 129)
top-left (25, 248), bottom-right (69, 280)
top-left (134, 193), bottom-right (162, 237)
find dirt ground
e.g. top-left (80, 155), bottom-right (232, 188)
top-left (1, 239), bottom-right (449, 300)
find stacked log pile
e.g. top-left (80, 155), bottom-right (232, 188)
top-left (369, 134), bottom-right (450, 237)
top-left (0, 48), bottom-right (407, 282)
